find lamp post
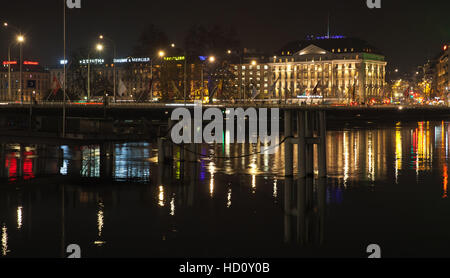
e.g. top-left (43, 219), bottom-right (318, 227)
top-left (87, 43), bottom-right (104, 101)
top-left (99, 35), bottom-right (117, 102)
top-left (3, 23), bottom-right (23, 102)
top-left (200, 56), bottom-right (215, 102)
top-left (150, 50), bottom-right (165, 100)
top-left (227, 50), bottom-right (243, 102)
top-left (17, 35), bottom-right (24, 103)
top-left (7, 42), bottom-right (13, 101)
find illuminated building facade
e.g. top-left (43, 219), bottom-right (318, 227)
top-left (232, 60), bottom-right (272, 100)
top-left (50, 56), bottom-right (208, 101)
top-left (0, 61), bottom-right (50, 101)
top-left (269, 36), bottom-right (387, 102)
top-left (436, 44), bottom-right (449, 97)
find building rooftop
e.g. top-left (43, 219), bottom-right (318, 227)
top-left (277, 36), bottom-right (383, 56)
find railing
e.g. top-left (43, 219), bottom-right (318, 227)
top-left (0, 101), bottom-right (449, 110)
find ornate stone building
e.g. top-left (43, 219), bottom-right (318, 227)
top-left (268, 36), bottom-right (387, 102)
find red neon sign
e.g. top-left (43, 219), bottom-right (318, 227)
top-left (3, 61), bottom-right (17, 65)
top-left (23, 61), bottom-right (39, 65)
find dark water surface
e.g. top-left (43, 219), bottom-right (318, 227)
top-left (1, 120), bottom-right (450, 258)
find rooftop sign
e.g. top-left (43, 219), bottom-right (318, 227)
top-left (164, 56), bottom-right (185, 61)
top-left (113, 57), bottom-right (150, 63)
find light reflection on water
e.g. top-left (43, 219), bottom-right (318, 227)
top-left (0, 121), bottom-right (450, 257)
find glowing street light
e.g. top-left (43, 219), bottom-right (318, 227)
top-left (87, 43), bottom-right (104, 101)
top-left (99, 34), bottom-right (117, 102)
top-left (209, 56), bottom-right (215, 63)
top-left (251, 60), bottom-right (257, 66)
top-left (149, 50), bottom-right (167, 99)
top-left (3, 22), bottom-right (26, 102)
top-left (16, 34), bottom-right (25, 102)
top-left (171, 43), bottom-right (175, 48)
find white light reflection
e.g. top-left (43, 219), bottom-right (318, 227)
top-left (252, 175), bottom-right (256, 193)
top-left (158, 186), bottom-right (165, 207)
top-left (343, 132), bottom-right (349, 187)
top-left (95, 201), bottom-right (106, 246)
top-left (209, 162), bottom-right (216, 197)
top-left (249, 157), bottom-right (257, 193)
top-left (273, 179), bottom-right (278, 199)
top-left (367, 131), bottom-right (375, 182)
top-left (227, 189), bottom-right (232, 208)
top-left (1, 224), bottom-right (8, 256)
top-left (170, 197), bottom-right (176, 216)
top-left (97, 202), bottom-right (104, 237)
top-left (17, 206), bottom-right (23, 230)
top-left (59, 145), bottom-right (70, 175)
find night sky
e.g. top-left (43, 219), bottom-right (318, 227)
top-left (0, 0), bottom-right (449, 72)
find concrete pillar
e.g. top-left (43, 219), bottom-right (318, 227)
top-left (297, 178), bottom-right (306, 245)
top-left (284, 110), bottom-right (293, 176)
top-left (284, 177), bottom-right (293, 242)
top-left (100, 142), bottom-right (114, 179)
top-left (318, 111), bottom-right (327, 178)
top-left (317, 178), bottom-right (326, 244)
top-left (297, 111), bottom-right (306, 178)
top-left (158, 137), bottom-right (165, 165)
top-left (305, 112), bottom-right (314, 176)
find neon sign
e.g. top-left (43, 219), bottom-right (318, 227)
top-left (164, 56), bottom-right (185, 61)
top-left (113, 57), bottom-right (150, 63)
top-left (3, 61), bottom-right (17, 65)
top-left (80, 59), bottom-right (104, 65)
top-left (24, 61), bottom-right (39, 65)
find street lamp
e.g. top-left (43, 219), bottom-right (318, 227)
top-left (17, 35), bottom-right (25, 103)
top-left (200, 56), bottom-right (215, 102)
top-left (99, 34), bottom-right (117, 102)
top-left (149, 50), bottom-right (166, 100)
top-left (87, 43), bottom-right (104, 101)
top-left (3, 22), bottom-right (24, 102)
